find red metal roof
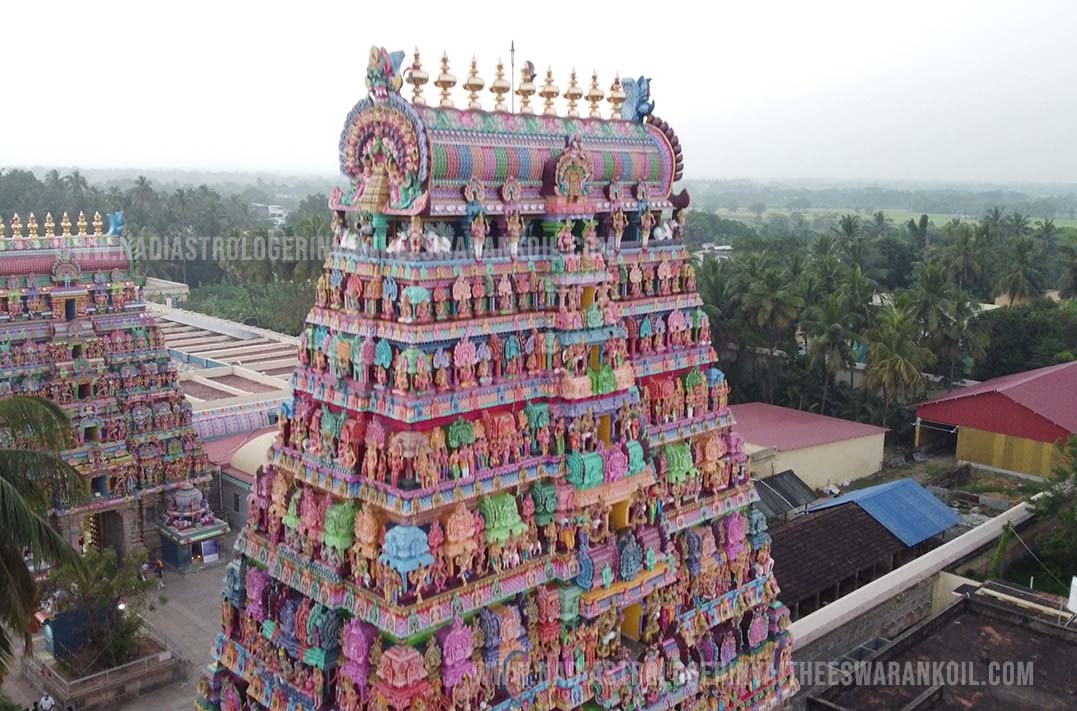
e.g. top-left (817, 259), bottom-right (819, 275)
top-left (917, 361), bottom-right (1077, 443)
top-left (729, 402), bottom-right (887, 451)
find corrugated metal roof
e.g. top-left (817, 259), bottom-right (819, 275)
top-left (754, 469), bottom-right (817, 517)
top-left (917, 361), bottom-right (1077, 437)
top-left (808, 479), bottom-right (960, 547)
top-left (731, 402), bottom-right (888, 451)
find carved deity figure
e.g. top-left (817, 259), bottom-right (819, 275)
top-left (470, 213), bottom-right (489, 260)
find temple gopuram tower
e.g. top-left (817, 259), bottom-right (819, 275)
top-left (201, 46), bottom-right (797, 711)
top-left (0, 211), bottom-right (226, 561)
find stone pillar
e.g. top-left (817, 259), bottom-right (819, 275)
top-left (122, 504), bottom-right (144, 556)
top-left (139, 494), bottom-right (162, 555)
top-left (52, 512), bottom-right (82, 550)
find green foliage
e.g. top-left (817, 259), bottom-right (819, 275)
top-left (682, 211), bottom-right (755, 247)
top-left (973, 300), bottom-right (1077, 380)
top-left (994, 237), bottom-right (1044, 301)
top-left (185, 281), bottom-right (314, 336)
top-left (864, 305), bottom-right (936, 424)
top-left (0, 693), bottom-right (23, 711)
top-left (687, 195), bottom-right (1077, 436)
top-left (988, 523), bottom-right (1013, 579)
top-left (1030, 438), bottom-right (1077, 568)
top-left (0, 397), bottom-right (87, 681)
top-left (681, 179), bottom-right (1077, 222)
top-left (44, 547), bottom-right (159, 670)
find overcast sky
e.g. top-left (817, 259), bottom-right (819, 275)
top-left (5, 0), bottom-right (1076, 183)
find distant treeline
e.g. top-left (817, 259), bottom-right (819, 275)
top-left (682, 179), bottom-right (1077, 219)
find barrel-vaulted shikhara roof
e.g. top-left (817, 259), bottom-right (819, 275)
top-left (329, 46), bottom-right (688, 219)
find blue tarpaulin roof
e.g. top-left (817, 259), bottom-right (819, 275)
top-left (808, 478), bottom-right (959, 547)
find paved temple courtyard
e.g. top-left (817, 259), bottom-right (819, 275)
top-left (3, 535), bottom-right (235, 710)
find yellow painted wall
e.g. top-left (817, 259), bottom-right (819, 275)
top-left (753, 433), bottom-right (886, 490)
top-left (956, 427), bottom-right (1060, 477)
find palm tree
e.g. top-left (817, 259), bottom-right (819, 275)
top-left (995, 237), bottom-right (1044, 305)
top-left (741, 266), bottom-right (804, 402)
top-left (698, 257), bottom-right (759, 388)
top-left (62, 170), bottom-right (90, 206)
top-left (869, 211), bottom-right (891, 237)
top-left (935, 291), bottom-right (989, 382)
top-left (841, 236), bottom-right (870, 270)
top-left (808, 254), bottom-right (843, 295)
top-left (982, 206), bottom-right (1005, 242)
top-left (905, 214), bottom-right (929, 250)
top-left (836, 265), bottom-right (878, 392)
top-left (1005, 211), bottom-right (1031, 238)
top-left (1033, 218), bottom-right (1059, 264)
top-left (941, 218), bottom-right (963, 237)
top-left (784, 251), bottom-right (806, 283)
top-left (1058, 245), bottom-right (1077, 300)
top-left (131, 176), bottom-right (155, 209)
top-left (0, 396), bottom-right (85, 680)
top-left (811, 233), bottom-right (838, 259)
top-left (833, 214), bottom-right (860, 240)
top-left (906, 262), bottom-right (956, 335)
top-left (737, 250), bottom-right (774, 284)
top-left (43, 169), bottom-right (64, 191)
top-left (944, 227), bottom-right (982, 290)
top-left (864, 306), bottom-right (936, 425)
top-left (801, 293), bottom-right (855, 415)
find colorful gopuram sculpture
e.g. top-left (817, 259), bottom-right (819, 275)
top-left (200, 46), bottom-right (797, 711)
top-left (0, 210), bottom-right (223, 556)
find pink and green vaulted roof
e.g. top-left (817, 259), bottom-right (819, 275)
top-left (330, 46), bottom-right (687, 218)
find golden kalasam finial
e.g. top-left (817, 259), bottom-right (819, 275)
top-left (490, 59), bottom-right (510, 112)
top-left (92, 211), bottom-right (103, 236)
top-left (563, 68), bottom-right (583, 118)
top-left (405, 48), bottom-right (429, 105)
top-left (516, 62), bottom-right (536, 114)
top-left (434, 52), bottom-right (456, 108)
top-left (608, 74), bottom-right (626, 119)
top-left (27, 212), bottom-right (39, 237)
top-left (61, 211), bottom-right (72, 236)
top-left (586, 71), bottom-right (604, 119)
top-left (76, 211), bottom-right (88, 235)
top-left (10, 213), bottom-right (23, 237)
top-left (44, 212), bottom-right (55, 236)
top-left (539, 67), bottom-right (560, 117)
top-left (464, 56), bottom-right (485, 110)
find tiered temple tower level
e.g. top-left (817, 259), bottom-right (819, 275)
top-left (203, 47), bottom-right (797, 711)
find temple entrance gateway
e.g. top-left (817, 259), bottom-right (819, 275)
top-left (87, 510), bottom-right (126, 552)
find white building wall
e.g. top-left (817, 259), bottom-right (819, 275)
top-left (751, 433), bottom-right (886, 490)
